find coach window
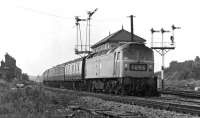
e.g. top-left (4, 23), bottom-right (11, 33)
top-left (76, 63), bottom-right (78, 74)
top-left (72, 64), bottom-right (74, 74)
top-left (77, 63), bottom-right (78, 73)
top-left (75, 63), bottom-right (77, 74)
top-left (77, 63), bottom-right (79, 73)
top-left (68, 65), bottom-right (70, 74)
top-left (69, 65), bottom-right (71, 75)
top-left (117, 52), bottom-right (120, 60)
top-left (66, 65), bottom-right (68, 75)
top-left (68, 65), bottom-right (69, 74)
top-left (74, 64), bottom-right (76, 74)
top-left (74, 64), bottom-right (75, 74)
top-left (67, 65), bottom-right (68, 75)
top-left (76, 63), bottom-right (78, 73)
top-left (66, 65), bottom-right (69, 75)
top-left (65, 66), bottom-right (67, 75)
top-left (74, 63), bottom-right (76, 74)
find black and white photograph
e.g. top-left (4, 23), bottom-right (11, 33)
top-left (0, 0), bottom-right (200, 117)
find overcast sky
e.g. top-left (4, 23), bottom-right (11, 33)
top-left (0, 0), bottom-right (199, 75)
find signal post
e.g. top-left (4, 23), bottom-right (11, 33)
top-left (151, 25), bottom-right (180, 90)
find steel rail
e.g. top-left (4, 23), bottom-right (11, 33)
top-left (42, 86), bottom-right (200, 116)
top-left (159, 89), bottom-right (200, 98)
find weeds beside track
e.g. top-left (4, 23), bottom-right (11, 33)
top-left (43, 86), bottom-right (200, 116)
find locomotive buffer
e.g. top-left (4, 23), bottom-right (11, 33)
top-left (151, 25), bottom-right (180, 90)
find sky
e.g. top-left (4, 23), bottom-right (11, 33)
top-left (0, 0), bottom-right (199, 76)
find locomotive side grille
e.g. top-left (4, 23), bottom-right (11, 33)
top-left (129, 64), bottom-right (147, 71)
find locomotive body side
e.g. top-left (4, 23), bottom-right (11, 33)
top-left (85, 43), bottom-right (154, 79)
top-left (85, 50), bottom-right (115, 79)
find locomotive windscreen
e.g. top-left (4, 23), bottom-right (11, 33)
top-left (123, 44), bottom-right (153, 61)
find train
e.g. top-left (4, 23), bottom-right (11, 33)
top-left (43, 40), bottom-right (158, 96)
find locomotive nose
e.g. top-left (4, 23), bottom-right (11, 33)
top-left (121, 43), bottom-right (154, 78)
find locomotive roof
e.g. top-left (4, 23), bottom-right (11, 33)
top-left (87, 49), bottom-right (111, 58)
top-left (91, 29), bottom-right (146, 49)
top-left (87, 42), bottom-right (150, 58)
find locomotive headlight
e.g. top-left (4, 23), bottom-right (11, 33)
top-left (124, 63), bottom-right (128, 71)
top-left (149, 64), bottom-right (153, 71)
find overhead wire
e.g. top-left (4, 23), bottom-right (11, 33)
top-left (17, 6), bottom-right (130, 54)
top-left (17, 6), bottom-right (127, 26)
top-left (17, 6), bottom-right (73, 20)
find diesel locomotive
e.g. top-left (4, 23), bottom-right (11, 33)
top-left (43, 40), bottom-right (158, 96)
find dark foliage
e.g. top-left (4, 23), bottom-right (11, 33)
top-left (22, 73), bottom-right (29, 81)
top-left (156, 56), bottom-right (200, 81)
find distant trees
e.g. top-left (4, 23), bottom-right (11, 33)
top-left (22, 73), bottom-right (29, 81)
top-left (169, 61), bottom-right (178, 69)
top-left (194, 56), bottom-right (200, 68)
top-left (165, 56), bottom-right (200, 81)
top-left (195, 56), bottom-right (200, 62)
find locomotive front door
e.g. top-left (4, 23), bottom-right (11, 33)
top-left (95, 59), bottom-right (101, 77)
top-left (114, 52), bottom-right (121, 77)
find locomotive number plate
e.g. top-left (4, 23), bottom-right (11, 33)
top-left (130, 64), bottom-right (147, 71)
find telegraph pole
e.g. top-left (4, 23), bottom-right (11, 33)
top-left (151, 25), bottom-right (180, 90)
top-left (129, 15), bottom-right (136, 41)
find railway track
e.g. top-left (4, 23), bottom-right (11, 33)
top-left (159, 89), bottom-right (200, 98)
top-left (43, 86), bottom-right (200, 116)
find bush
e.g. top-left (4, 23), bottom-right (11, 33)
top-left (0, 86), bottom-right (52, 118)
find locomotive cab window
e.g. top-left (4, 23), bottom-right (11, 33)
top-left (122, 45), bottom-right (153, 61)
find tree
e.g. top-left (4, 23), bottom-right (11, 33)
top-left (22, 73), bottom-right (29, 81)
top-left (195, 56), bottom-right (200, 62)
